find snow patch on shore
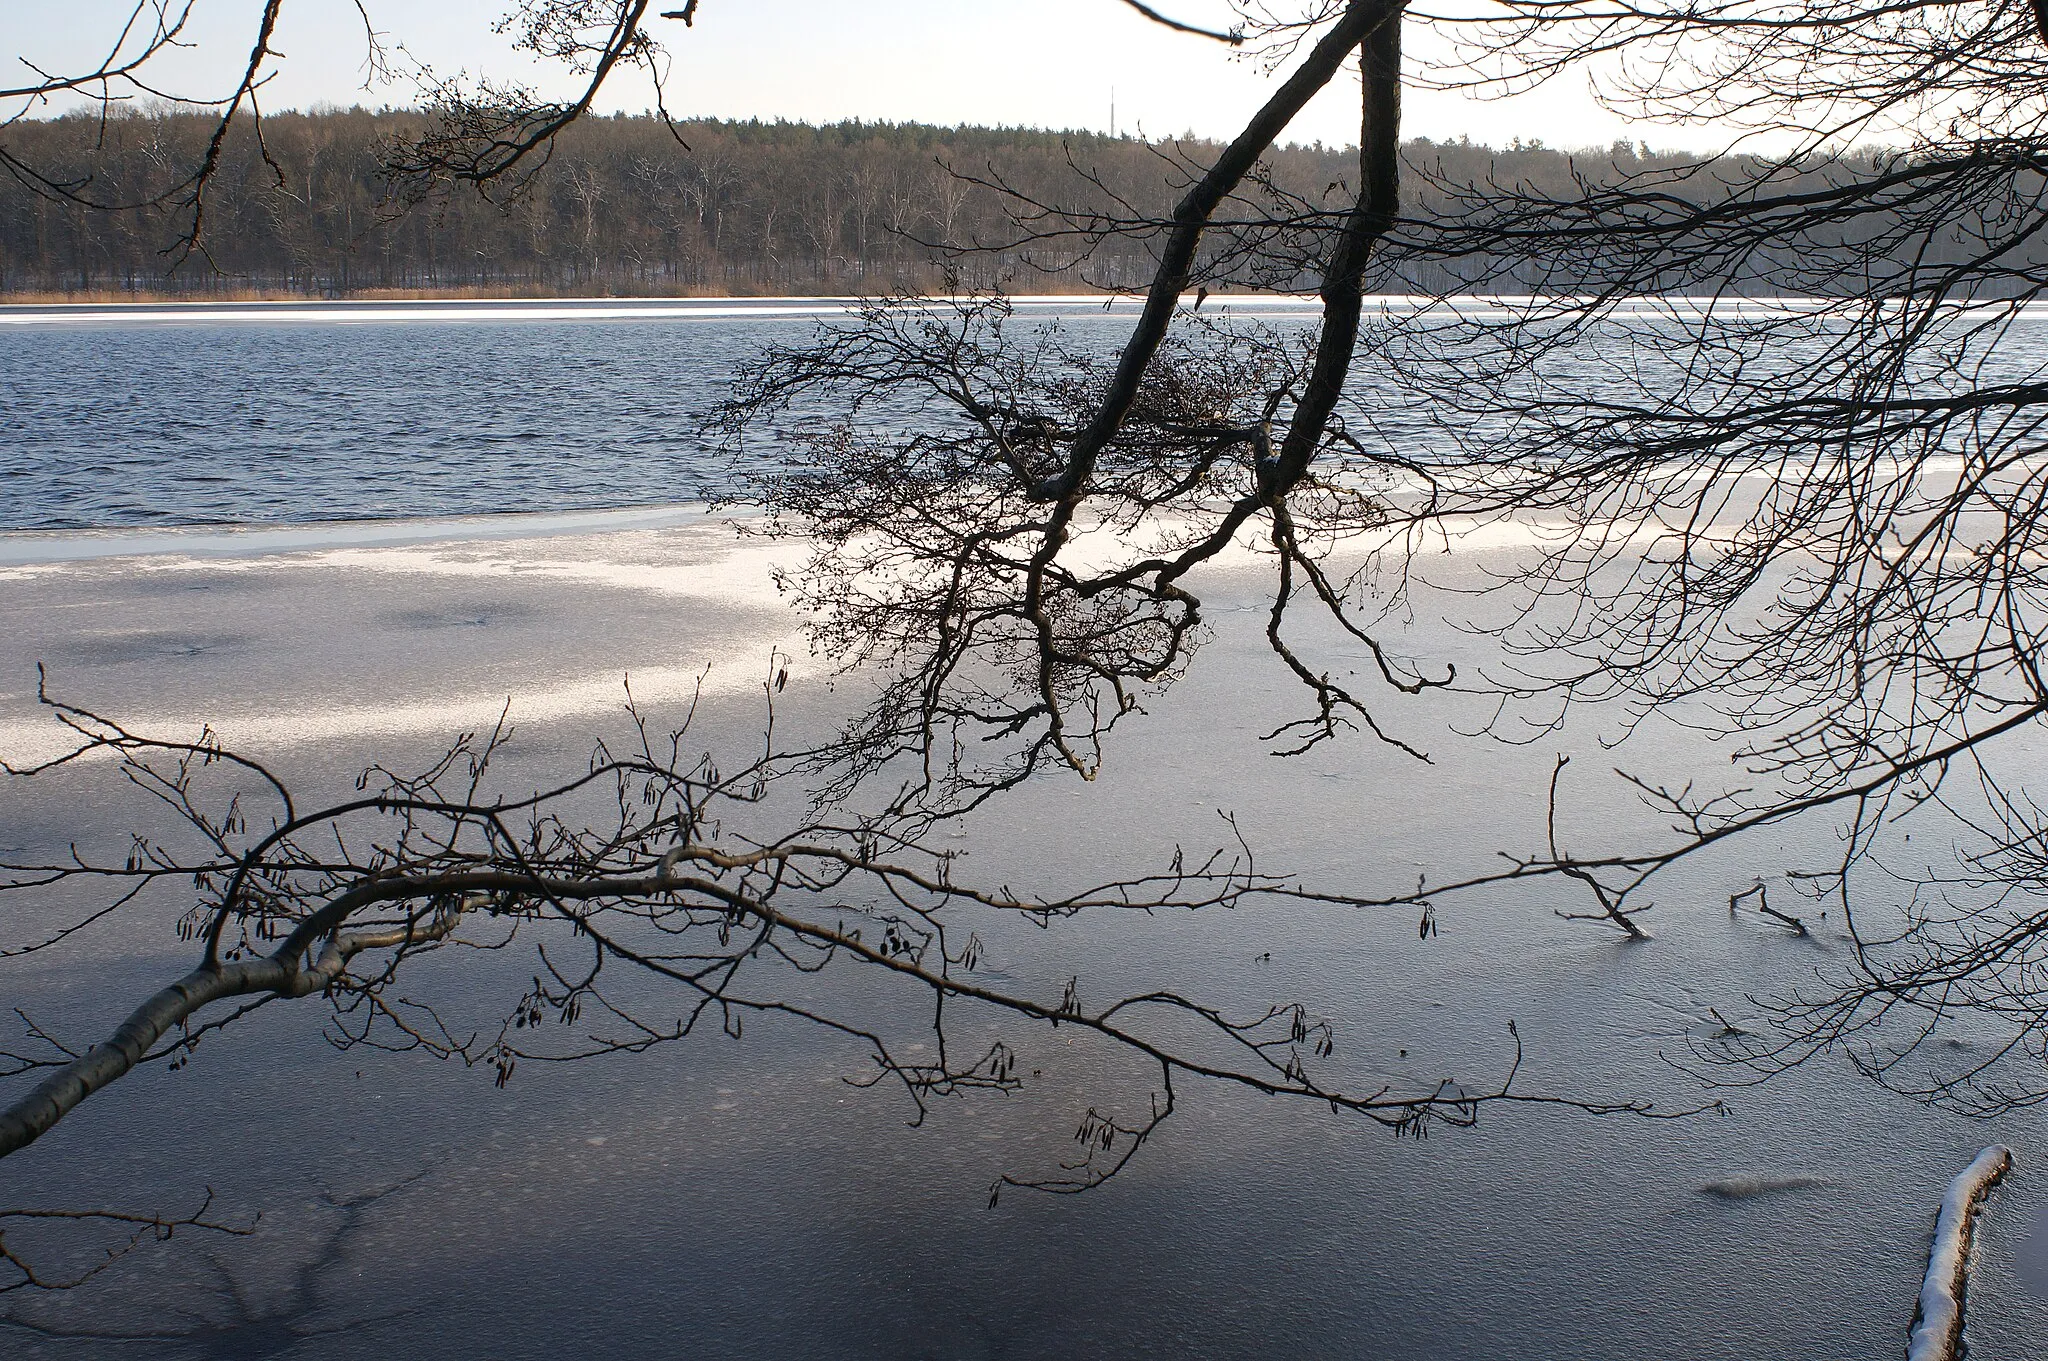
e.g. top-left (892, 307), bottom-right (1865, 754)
top-left (1908, 1144), bottom-right (2014, 1361)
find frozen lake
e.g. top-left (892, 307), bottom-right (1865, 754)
top-left (2, 305), bottom-right (2047, 1358)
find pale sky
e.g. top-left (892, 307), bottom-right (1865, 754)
top-left (9, 1), bottom-right (1646, 151)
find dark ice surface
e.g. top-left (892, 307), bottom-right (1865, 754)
top-left (2, 509), bottom-right (2046, 1360)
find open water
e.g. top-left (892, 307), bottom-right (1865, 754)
top-left (0, 297), bottom-right (1329, 531)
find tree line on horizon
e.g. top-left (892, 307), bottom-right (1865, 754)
top-left (0, 108), bottom-right (1861, 298)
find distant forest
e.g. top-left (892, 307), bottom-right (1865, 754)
top-left (0, 109), bottom-right (1814, 297)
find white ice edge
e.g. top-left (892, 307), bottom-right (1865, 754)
top-left (0, 498), bottom-right (1575, 570)
top-left (0, 505), bottom-right (1562, 765)
top-left (0, 502), bottom-right (739, 567)
top-left (0, 294), bottom-right (1322, 326)
top-left (0, 303), bottom-right (860, 325)
top-left (1907, 1143), bottom-right (2014, 1361)
top-left (0, 482), bottom-right (1992, 762)
top-left (7, 456), bottom-right (1919, 568)
top-left (13, 293), bottom-right (2048, 327)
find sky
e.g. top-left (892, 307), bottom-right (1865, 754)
top-left (8, 0), bottom-right (1650, 151)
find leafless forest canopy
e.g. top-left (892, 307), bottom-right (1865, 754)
top-left (0, 107), bottom-right (1913, 297)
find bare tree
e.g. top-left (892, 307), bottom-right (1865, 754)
top-left (16, 0), bottom-right (2048, 1283)
top-left (1, 1178), bottom-right (415, 1348)
top-left (0, 1), bottom-right (698, 267)
top-left (2, 1194), bottom-right (248, 1297)
top-left (0, 10), bottom-right (1703, 1251)
top-left (0, 666), bottom-right (1632, 1198)
top-left (1363, 0), bottom-right (2048, 1113)
top-left (727, 0), bottom-right (2048, 1123)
